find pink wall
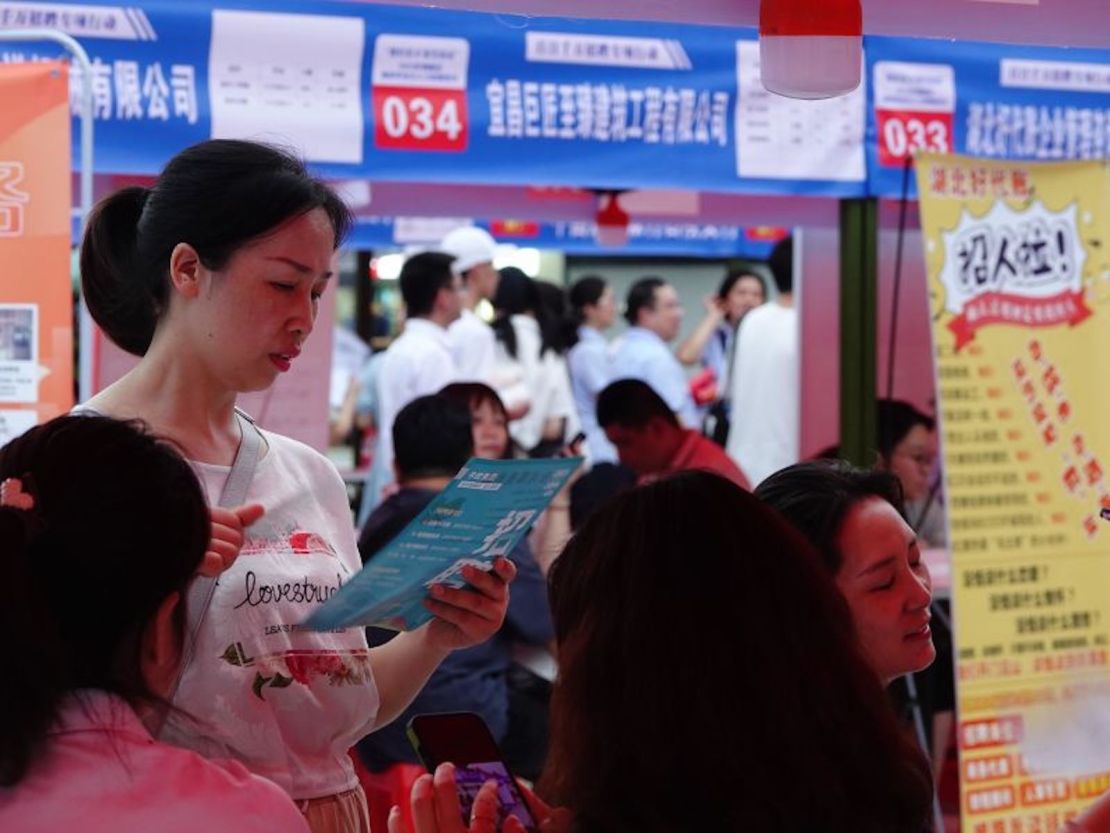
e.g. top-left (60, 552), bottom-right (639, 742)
top-left (799, 222), bottom-right (937, 458)
top-left (799, 227), bottom-right (841, 458)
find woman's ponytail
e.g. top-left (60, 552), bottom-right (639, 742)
top-left (566, 275), bottom-right (608, 349)
top-left (80, 140), bottom-right (353, 357)
top-left (79, 186), bottom-right (160, 356)
top-left (0, 416), bottom-right (210, 787)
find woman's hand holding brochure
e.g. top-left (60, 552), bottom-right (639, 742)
top-left (422, 557), bottom-right (517, 651)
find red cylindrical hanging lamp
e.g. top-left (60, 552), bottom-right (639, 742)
top-left (594, 192), bottom-right (630, 247)
top-left (759, 0), bottom-right (863, 99)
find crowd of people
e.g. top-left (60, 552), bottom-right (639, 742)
top-left (3, 138), bottom-right (1108, 833)
top-left (359, 217), bottom-right (801, 510)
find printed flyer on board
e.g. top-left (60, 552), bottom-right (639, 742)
top-left (307, 456), bottom-right (580, 632)
top-left (916, 152), bottom-right (1110, 833)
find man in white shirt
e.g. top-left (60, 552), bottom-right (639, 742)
top-left (375, 251), bottom-right (463, 499)
top-left (608, 277), bottom-right (699, 427)
top-left (441, 226), bottom-right (500, 383)
top-left (726, 236), bottom-right (799, 486)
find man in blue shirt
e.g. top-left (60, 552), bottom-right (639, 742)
top-left (609, 277), bottom-right (699, 426)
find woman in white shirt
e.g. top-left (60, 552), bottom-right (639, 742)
top-left (491, 268), bottom-right (577, 457)
top-left (0, 415), bottom-right (308, 833)
top-left (76, 140), bottom-right (513, 833)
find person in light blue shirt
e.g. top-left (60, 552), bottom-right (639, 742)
top-left (608, 277), bottom-right (699, 427)
top-left (565, 275), bottom-right (618, 464)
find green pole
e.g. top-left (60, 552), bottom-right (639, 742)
top-left (838, 198), bottom-right (879, 467)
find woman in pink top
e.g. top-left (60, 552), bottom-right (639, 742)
top-left (0, 415), bottom-right (308, 833)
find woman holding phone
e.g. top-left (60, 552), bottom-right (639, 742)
top-left (78, 139), bottom-right (513, 833)
top-left (397, 471), bottom-right (934, 833)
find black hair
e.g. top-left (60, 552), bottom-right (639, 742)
top-left (717, 269), bottom-right (765, 301)
top-left (80, 139), bottom-right (352, 356)
top-left (491, 267), bottom-right (557, 359)
top-left (536, 280), bottom-right (575, 355)
top-left (624, 277), bottom-right (666, 327)
top-left (543, 471), bottom-right (934, 833)
top-left (569, 275), bottom-right (607, 320)
top-left (400, 252), bottom-right (457, 318)
top-left (438, 382), bottom-right (516, 460)
top-left (877, 399), bottom-right (935, 462)
top-left (596, 379), bottom-right (680, 430)
top-left (564, 275), bottom-right (608, 350)
top-left (754, 460), bottom-right (905, 574)
top-left (767, 236), bottom-right (794, 295)
top-left (569, 462), bottom-right (637, 531)
top-left (0, 415), bottom-right (209, 786)
top-left (392, 394), bottom-right (474, 480)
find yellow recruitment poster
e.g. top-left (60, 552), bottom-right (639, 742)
top-left (916, 152), bottom-right (1110, 833)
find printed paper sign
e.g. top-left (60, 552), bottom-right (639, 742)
top-left (873, 60), bottom-right (955, 167)
top-left (917, 153), bottom-right (1110, 833)
top-left (0, 304), bottom-right (39, 403)
top-left (0, 3), bottom-right (157, 41)
top-left (1000, 59), bottom-right (1110, 95)
top-left (734, 41), bottom-right (865, 182)
top-left (306, 456), bottom-right (580, 631)
top-left (524, 32), bottom-right (692, 70)
top-left (371, 34), bottom-right (470, 152)
top-left (208, 9), bottom-right (365, 163)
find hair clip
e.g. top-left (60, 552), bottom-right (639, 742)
top-left (1, 477), bottom-right (34, 511)
top-left (1102, 506), bottom-right (1110, 522)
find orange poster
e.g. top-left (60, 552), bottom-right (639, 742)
top-left (0, 61), bottom-right (73, 444)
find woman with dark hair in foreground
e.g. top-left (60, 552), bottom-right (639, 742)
top-left (395, 471), bottom-right (934, 833)
top-left (0, 416), bottom-right (306, 832)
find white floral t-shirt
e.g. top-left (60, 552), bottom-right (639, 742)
top-left (159, 429), bottom-right (379, 800)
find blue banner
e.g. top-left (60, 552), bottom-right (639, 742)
top-left (3, 2), bottom-right (1108, 203)
top-left (866, 37), bottom-right (1110, 198)
top-left (347, 216), bottom-right (780, 258)
top-left (0, 0), bottom-right (868, 197)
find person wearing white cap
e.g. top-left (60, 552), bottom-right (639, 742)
top-left (440, 226), bottom-right (501, 384)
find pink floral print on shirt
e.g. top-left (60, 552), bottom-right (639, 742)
top-left (221, 643), bottom-right (374, 700)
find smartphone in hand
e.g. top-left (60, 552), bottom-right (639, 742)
top-left (563, 432), bottom-right (586, 458)
top-left (407, 712), bottom-right (537, 832)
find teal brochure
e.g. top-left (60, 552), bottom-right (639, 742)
top-left (305, 456), bottom-right (581, 631)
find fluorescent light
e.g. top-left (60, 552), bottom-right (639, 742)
top-left (494, 247), bottom-right (541, 277)
top-left (373, 253), bottom-right (405, 281)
